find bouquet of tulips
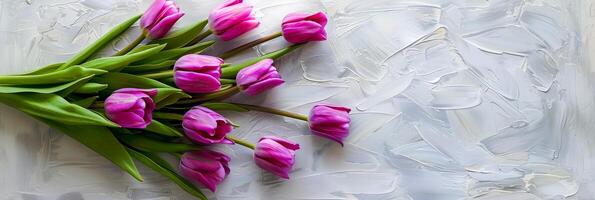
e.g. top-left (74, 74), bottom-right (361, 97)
top-left (0, 0), bottom-right (351, 199)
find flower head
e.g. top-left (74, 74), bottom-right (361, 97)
top-left (309, 104), bottom-right (351, 145)
top-left (174, 54), bottom-right (223, 94)
top-left (180, 150), bottom-right (231, 192)
top-left (140, 0), bottom-right (185, 39)
top-left (282, 12), bottom-right (328, 43)
top-left (105, 88), bottom-right (157, 129)
top-left (209, 0), bottom-right (260, 41)
top-left (236, 59), bottom-right (284, 96)
top-left (254, 136), bottom-right (300, 179)
top-left (183, 106), bottom-right (233, 145)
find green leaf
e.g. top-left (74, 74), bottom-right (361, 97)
top-left (0, 93), bottom-right (118, 127)
top-left (127, 44), bottom-right (162, 54)
top-left (153, 112), bottom-right (184, 121)
top-left (71, 96), bottom-right (99, 108)
top-left (145, 120), bottom-right (184, 137)
top-left (21, 62), bottom-right (64, 75)
top-left (0, 66), bottom-right (106, 85)
top-left (134, 41), bottom-right (215, 65)
top-left (152, 20), bottom-right (208, 49)
top-left (201, 102), bottom-right (250, 112)
top-left (81, 44), bottom-right (166, 71)
top-left (127, 148), bottom-right (207, 200)
top-left (94, 72), bottom-right (173, 91)
top-left (58, 14), bottom-right (142, 70)
top-left (154, 88), bottom-right (191, 109)
top-left (56, 75), bottom-right (96, 96)
top-left (73, 82), bottom-right (109, 94)
top-left (0, 75), bottom-right (93, 94)
top-left (122, 60), bottom-right (175, 74)
top-left (37, 118), bottom-right (143, 181)
top-left (118, 134), bottom-right (198, 152)
top-left (221, 44), bottom-right (305, 78)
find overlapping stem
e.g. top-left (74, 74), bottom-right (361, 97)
top-left (226, 135), bottom-right (255, 149)
top-left (220, 32), bottom-right (283, 59)
top-left (114, 33), bottom-right (147, 56)
top-left (228, 103), bottom-right (309, 121)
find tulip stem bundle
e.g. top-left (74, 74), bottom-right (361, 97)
top-left (226, 136), bottom-right (255, 150)
top-left (114, 33), bottom-right (147, 56)
top-left (230, 103), bottom-right (309, 121)
top-left (220, 32), bottom-right (283, 59)
top-left (0, 0), bottom-right (346, 199)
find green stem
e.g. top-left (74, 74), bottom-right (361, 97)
top-left (220, 78), bottom-right (236, 84)
top-left (114, 33), bottom-right (146, 56)
top-left (227, 136), bottom-right (255, 150)
top-left (176, 85), bottom-right (240, 104)
top-left (154, 112), bottom-right (184, 121)
top-left (230, 103), bottom-right (309, 121)
top-left (221, 43), bottom-right (305, 78)
top-left (140, 70), bottom-right (174, 79)
top-left (220, 32), bottom-right (283, 59)
top-left (187, 30), bottom-right (213, 46)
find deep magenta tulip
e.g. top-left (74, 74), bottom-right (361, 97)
top-left (140, 0), bottom-right (184, 39)
top-left (209, 0), bottom-right (260, 41)
top-left (236, 59), bottom-right (284, 96)
top-left (254, 136), bottom-right (300, 179)
top-left (104, 88), bottom-right (157, 129)
top-left (309, 104), bottom-right (351, 145)
top-left (183, 106), bottom-right (233, 145)
top-left (180, 150), bottom-right (231, 192)
top-left (281, 12), bottom-right (328, 43)
top-left (174, 54), bottom-right (223, 94)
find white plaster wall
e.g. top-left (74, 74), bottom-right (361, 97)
top-left (0, 0), bottom-right (594, 199)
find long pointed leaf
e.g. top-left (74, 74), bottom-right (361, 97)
top-left (81, 44), bottom-right (166, 71)
top-left (0, 66), bottom-right (106, 85)
top-left (118, 134), bottom-right (198, 152)
top-left (122, 60), bottom-right (175, 73)
top-left (58, 14), bottom-right (142, 70)
top-left (37, 118), bottom-right (143, 181)
top-left (0, 75), bottom-right (93, 94)
top-left (152, 20), bottom-right (208, 49)
top-left (134, 41), bottom-right (215, 65)
top-left (146, 120), bottom-right (184, 137)
top-left (0, 93), bottom-right (118, 127)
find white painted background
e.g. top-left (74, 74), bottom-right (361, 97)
top-left (1, 0), bottom-right (594, 199)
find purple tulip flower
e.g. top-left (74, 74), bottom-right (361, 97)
top-left (140, 0), bottom-right (184, 39)
top-left (281, 12), bottom-right (328, 43)
top-left (183, 106), bottom-right (233, 145)
top-left (174, 54), bottom-right (223, 94)
top-left (180, 150), bottom-right (231, 192)
top-left (104, 88), bottom-right (157, 129)
top-left (309, 104), bottom-right (351, 145)
top-left (209, 0), bottom-right (260, 41)
top-left (254, 136), bottom-right (300, 179)
top-left (236, 59), bottom-right (284, 96)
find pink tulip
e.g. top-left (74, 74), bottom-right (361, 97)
top-left (180, 150), bottom-right (231, 192)
top-left (104, 88), bottom-right (157, 129)
top-left (183, 106), bottom-right (233, 145)
top-left (236, 59), bottom-right (284, 96)
top-left (174, 54), bottom-right (223, 94)
top-left (254, 136), bottom-right (300, 179)
top-left (209, 0), bottom-right (260, 41)
top-left (140, 0), bottom-right (184, 39)
top-left (281, 12), bottom-right (328, 43)
top-left (309, 104), bottom-right (351, 145)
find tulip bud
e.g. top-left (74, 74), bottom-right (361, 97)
top-left (254, 136), bottom-right (300, 179)
top-left (180, 150), bottom-right (231, 192)
top-left (281, 12), bottom-right (328, 43)
top-left (140, 0), bottom-right (185, 39)
top-left (236, 59), bottom-right (284, 96)
top-left (174, 54), bottom-right (223, 94)
top-left (183, 106), bottom-right (233, 145)
top-left (209, 0), bottom-right (260, 41)
top-left (104, 88), bottom-right (157, 129)
top-left (309, 104), bottom-right (351, 145)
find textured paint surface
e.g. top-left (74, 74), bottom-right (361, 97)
top-left (1, 0), bottom-right (594, 199)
